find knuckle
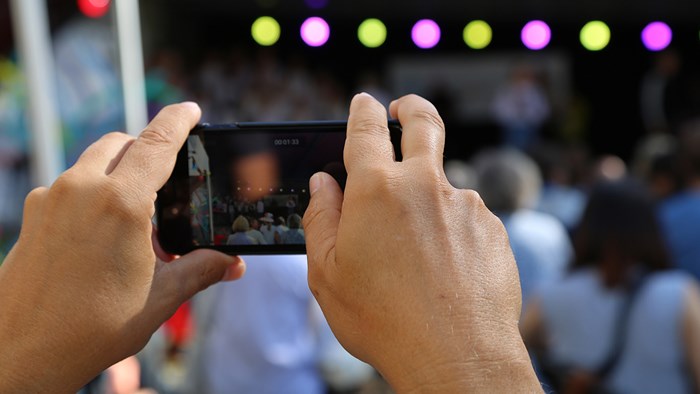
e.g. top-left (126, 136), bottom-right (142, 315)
top-left (461, 188), bottom-right (509, 235)
top-left (102, 131), bottom-right (133, 142)
top-left (419, 165), bottom-right (447, 185)
top-left (139, 126), bottom-right (173, 147)
top-left (351, 167), bottom-right (396, 198)
top-left (413, 108), bottom-right (445, 132)
top-left (98, 181), bottom-right (151, 226)
top-left (463, 189), bottom-right (486, 208)
top-left (301, 201), bottom-right (326, 233)
top-left (24, 186), bottom-right (48, 208)
top-left (351, 116), bottom-right (386, 136)
top-left (49, 171), bottom-right (85, 199)
top-left (307, 265), bottom-right (327, 296)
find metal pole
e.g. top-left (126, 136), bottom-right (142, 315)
top-left (114, 0), bottom-right (148, 136)
top-left (9, 0), bottom-right (66, 187)
top-left (207, 173), bottom-right (214, 243)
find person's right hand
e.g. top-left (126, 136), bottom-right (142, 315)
top-left (303, 94), bottom-right (540, 392)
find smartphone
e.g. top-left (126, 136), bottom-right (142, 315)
top-left (156, 120), bottom-right (402, 255)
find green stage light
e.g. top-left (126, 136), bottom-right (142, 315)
top-left (358, 18), bottom-right (387, 48)
top-left (580, 21), bottom-right (611, 51)
top-left (463, 20), bottom-right (492, 49)
top-left (252, 16), bottom-right (281, 46)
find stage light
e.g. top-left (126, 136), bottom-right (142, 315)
top-left (521, 20), bottom-right (551, 50)
top-left (412, 19), bottom-right (441, 49)
top-left (580, 21), bottom-right (610, 51)
top-left (301, 17), bottom-right (330, 47)
top-left (77, 0), bottom-right (110, 18)
top-left (642, 22), bottom-right (672, 51)
top-left (305, 0), bottom-right (328, 9)
top-left (252, 17), bottom-right (281, 46)
top-left (358, 18), bottom-right (387, 48)
top-left (463, 20), bottom-right (492, 49)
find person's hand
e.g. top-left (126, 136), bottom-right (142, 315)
top-left (0, 103), bottom-right (246, 392)
top-left (303, 94), bottom-right (540, 392)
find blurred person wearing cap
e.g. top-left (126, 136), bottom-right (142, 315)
top-left (259, 212), bottom-right (277, 244)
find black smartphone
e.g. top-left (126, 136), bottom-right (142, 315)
top-left (156, 120), bottom-right (402, 255)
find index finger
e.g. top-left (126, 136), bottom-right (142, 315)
top-left (389, 95), bottom-right (445, 164)
top-left (110, 102), bottom-right (201, 195)
top-left (345, 93), bottom-right (395, 173)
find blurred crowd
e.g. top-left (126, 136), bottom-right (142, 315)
top-left (146, 48), bottom-right (377, 124)
top-left (2, 16), bottom-right (700, 394)
top-left (445, 119), bottom-right (700, 392)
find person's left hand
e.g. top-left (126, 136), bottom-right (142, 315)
top-left (0, 103), bottom-right (245, 393)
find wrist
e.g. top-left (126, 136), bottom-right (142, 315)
top-left (0, 259), bottom-right (97, 393)
top-left (377, 325), bottom-right (541, 393)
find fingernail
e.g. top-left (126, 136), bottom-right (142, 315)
top-left (222, 259), bottom-right (246, 281)
top-left (310, 173), bottom-right (324, 196)
top-left (180, 101), bottom-right (200, 110)
top-left (354, 92), bottom-right (374, 100)
top-left (221, 259), bottom-right (246, 282)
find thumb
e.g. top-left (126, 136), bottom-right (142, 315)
top-left (303, 172), bottom-right (343, 273)
top-left (161, 250), bottom-right (246, 305)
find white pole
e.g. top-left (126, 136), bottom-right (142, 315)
top-left (114, 0), bottom-right (148, 136)
top-left (9, 0), bottom-right (65, 187)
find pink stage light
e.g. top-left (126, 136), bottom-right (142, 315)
top-left (521, 20), bottom-right (551, 50)
top-left (412, 19), bottom-right (441, 49)
top-left (301, 17), bottom-right (330, 47)
top-left (642, 22), bottom-right (672, 51)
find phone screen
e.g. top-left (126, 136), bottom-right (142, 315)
top-left (156, 121), bottom-right (401, 255)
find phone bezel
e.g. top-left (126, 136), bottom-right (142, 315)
top-left (156, 120), bottom-right (402, 255)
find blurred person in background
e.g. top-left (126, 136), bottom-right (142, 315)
top-left (245, 216), bottom-right (267, 245)
top-left (443, 159), bottom-right (478, 190)
top-left (522, 179), bottom-right (700, 393)
top-left (531, 143), bottom-right (588, 232)
top-left (226, 215), bottom-right (255, 245)
top-left (640, 50), bottom-right (681, 134)
top-left (491, 64), bottom-right (551, 150)
top-left (278, 213), bottom-right (305, 245)
top-left (590, 155), bottom-right (627, 183)
top-left (184, 255), bottom-right (373, 394)
top-left (631, 134), bottom-right (681, 201)
top-left (658, 121), bottom-right (700, 281)
top-left (276, 216), bottom-right (288, 232)
top-left (473, 148), bottom-right (572, 305)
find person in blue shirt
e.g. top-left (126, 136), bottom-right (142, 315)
top-left (658, 123), bottom-right (700, 281)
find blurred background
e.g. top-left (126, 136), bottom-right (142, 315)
top-left (2, 0), bottom-right (700, 393)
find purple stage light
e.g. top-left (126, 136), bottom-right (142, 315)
top-left (642, 22), bottom-right (672, 51)
top-left (412, 19), bottom-right (441, 49)
top-left (301, 17), bottom-right (330, 47)
top-left (304, 0), bottom-right (328, 9)
top-left (521, 20), bottom-right (551, 50)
